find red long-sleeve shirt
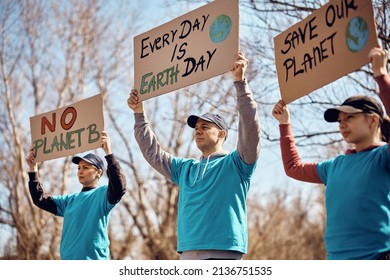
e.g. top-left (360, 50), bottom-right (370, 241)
top-left (279, 74), bottom-right (390, 183)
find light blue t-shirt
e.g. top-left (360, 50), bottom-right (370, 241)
top-left (52, 185), bottom-right (115, 260)
top-left (170, 150), bottom-right (256, 254)
top-left (316, 144), bottom-right (390, 259)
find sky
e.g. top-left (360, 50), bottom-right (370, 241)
top-left (135, 0), bottom-right (328, 183)
top-left (1, 0), bottom-right (358, 256)
top-left (103, 0), bottom-right (336, 204)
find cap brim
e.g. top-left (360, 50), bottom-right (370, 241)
top-left (187, 115), bottom-right (200, 128)
top-left (72, 156), bottom-right (82, 165)
top-left (324, 106), bottom-right (363, 122)
top-left (72, 156), bottom-right (95, 167)
top-left (188, 114), bottom-right (221, 128)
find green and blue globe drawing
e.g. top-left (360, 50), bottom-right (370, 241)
top-left (346, 16), bottom-right (369, 52)
top-left (209, 14), bottom-right (232, 43)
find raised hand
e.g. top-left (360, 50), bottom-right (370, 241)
top-left (272, 100), bottom-right (291, 124)
top-left (232, 51), bottom-right (249, 82)
top-left (25, 148), bottom-right (38, 172)
top-left (369, 47), bottom-right (388, 77)
top-left (127, 89), bottom-right (144, 113)
top-left (100, 131), bottom-right (112, 155)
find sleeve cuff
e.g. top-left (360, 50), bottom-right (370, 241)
top-left (134, 112), bottom-right (147, 123)
top-left (234, 78), bottom-right (248, 89)
top-left (105, 153), bottom-right (117, 165)
top-left (28, 172), bottom-right (38, 181)
top-left (234, 78), bottom-right (254, 98)
top-left (279, 123), bottom-right (292, 135)
top-left (375, 74), bottom-right (390, 92)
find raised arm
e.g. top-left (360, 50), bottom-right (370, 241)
top-left (100, 131), bottom-right (126, 204)
top-left (25, 149), bottom-right (57, 215)
top-left (272, 100), bottom-right (323, 183)
top-left (233, 52), bottom-right (261, 164)
top-left (369, 47), bottom-right (390, 150)
top-left (127, 90), bottom-right (172, 178)
top-left (376, 74), bottom-right (390, 112)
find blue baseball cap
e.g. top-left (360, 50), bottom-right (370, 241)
top-left (72, 153), bottom-right (104, 170)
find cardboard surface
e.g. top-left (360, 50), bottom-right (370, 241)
top-left (274, 0), bottom-right (378, 103)
top-left (134, 0), bottom-right (239, 101)
top-left (30, 94), bottom-right (104, 162)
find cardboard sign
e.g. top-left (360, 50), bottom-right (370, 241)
top-left (30, 94), bottom-right (104, 162)
top-left (274, 0), bottom-right (378, 103)
top-left (133, 0), bottom-right (239, 101)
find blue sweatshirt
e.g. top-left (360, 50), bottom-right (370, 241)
top-left (279, 74), bottom-right (390, 259)
top-left (171, 150), bottom-right (256, 253)
top-left (28, 154), bottom-right (126, 260)
top-left (53, 186), bottom-right (115, 260)
top-left (317, 145), bottom-right (390, 259)
top-left (133, 79), bottom-right (261, 256)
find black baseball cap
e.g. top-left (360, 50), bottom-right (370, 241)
top-left (72, 153), bottom-right (104, 170)
top-left (324, 95), bottom-right (384, 122)
top-left (187, 113), bottom-right (229, 138)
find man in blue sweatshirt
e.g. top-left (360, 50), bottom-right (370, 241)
top-left (127, 51), bottom-right (261, 260)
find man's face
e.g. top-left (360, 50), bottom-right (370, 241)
top-left (193, 119), bottom-right (225, 151)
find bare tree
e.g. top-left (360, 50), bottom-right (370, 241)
top-left (247, 187), bottom-right (326, 259)
top-left (0, 0), bottom-right (140, 259)
top-left (241, 0), bottom-right (389, 150)
top-left (1, 0), bottom-right (388, 260)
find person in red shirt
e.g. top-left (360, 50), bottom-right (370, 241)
top-left (272, 47), bottom-right (390, 260)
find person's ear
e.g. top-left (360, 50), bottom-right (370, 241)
top-left (370, 114), bottom-right (380, 129)
top-left (219, 130), bottom-right (227, 140)
top-left (96, 169), bottom-right (102, 179)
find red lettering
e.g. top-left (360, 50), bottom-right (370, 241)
top-left (60, 107), bottom-right (77, 130)
top-left (40, 113), bottom-right (56, 135)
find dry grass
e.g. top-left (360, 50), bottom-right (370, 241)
top-left (246, 187), bottom-right (326, 260)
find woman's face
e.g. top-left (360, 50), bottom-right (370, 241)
top-left (77, 160), bottom-right (101, 187)
top-left (338, 112), bottom-right (377, 144)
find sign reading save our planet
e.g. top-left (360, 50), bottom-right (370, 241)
top-left (133, 0), bottom-right (239, 101)
top-left (274, 0), bottom-right (378, 104)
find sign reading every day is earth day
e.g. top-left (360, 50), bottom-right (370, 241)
top-left (274, 0), bottom-right (378, 104)
top-left (133, 0), bottom-right (239, 101)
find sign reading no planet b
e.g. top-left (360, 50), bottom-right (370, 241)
top-left (133, 0), bottom-right (239, 101)
top-left (30, 94), bottom-right (104, 162)
top-left (274, 0), bottom-right (378, 104)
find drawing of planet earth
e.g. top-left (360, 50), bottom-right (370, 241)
top-left (346, 16), bottom-right (369, 52)
top-left (209, 14), bottom-right (232, 43)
